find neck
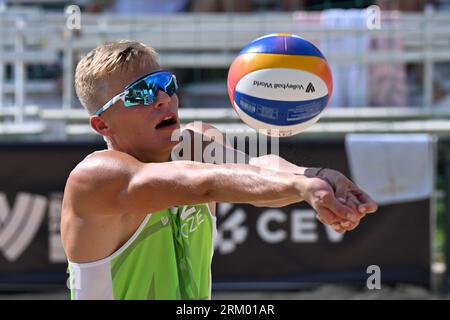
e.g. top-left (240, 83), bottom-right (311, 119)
top-left (107, 143), bottom-right (172, 163)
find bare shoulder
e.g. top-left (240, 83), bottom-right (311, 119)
top-left (64, 150), bottom-right (142, 216)
top-left (67, 150), bottom-right (139, 189)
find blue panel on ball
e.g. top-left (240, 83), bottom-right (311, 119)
top-left (239, 35), bottom-right (325, 59)
top-left (234, 91), bottom-right (328, 126)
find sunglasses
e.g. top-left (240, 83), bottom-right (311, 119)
top-left (95, 70), bottom-right (178, 116)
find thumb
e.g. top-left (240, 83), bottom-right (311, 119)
top-left (335, 183), bottom-right (347, 204)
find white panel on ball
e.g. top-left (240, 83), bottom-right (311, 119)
top-left (235, 68), bottom-right (328, 102)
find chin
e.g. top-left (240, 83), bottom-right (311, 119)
top-left (156, 134), bottom-right (180, 150)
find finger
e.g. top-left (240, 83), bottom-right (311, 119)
top-left (334, 198), bottom-right (361, 230)
top-left (332, 223), bottom-right (346, 234)
top-left (339, 220), bottom-right (354, 229)
top-left (315, 207), bottom-right (340, 225)
top-left (353, 190), bottom-right (378, 214)
top-left (320, 208), bottom-right (355, 229)
top-left (320, 191), bottom-right (359, 222)
top-left (347, 193), bottom-right (366, 218)
top-left (344, 219), bottom-right (360, 231)
top-left (340, 219), bottom-right (359, 231)
top-left (315, 214), bottom-right (327, 226)
top-left (335, 182), bottom-right (348, 205)
top-left (316, 212), bottom-right (350, 228)
top-left (342, 193), bottom-right (360, 214)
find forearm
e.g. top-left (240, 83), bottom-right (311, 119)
top-left (249, 154), bottom-right (323, 178)
top-left (202, 162), bottom-right (307, 206)
top-left (136, 160), bottom-right (307, 208)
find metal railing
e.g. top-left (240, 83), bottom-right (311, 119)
top-left (0, 9), bottom-right (450, 136)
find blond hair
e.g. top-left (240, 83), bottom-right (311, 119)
top-left (75, 40), bottom-right (160, 115)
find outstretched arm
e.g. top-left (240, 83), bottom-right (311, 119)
top-left (180, 122), bottom-right (378, 233)
top-left (65, 150), bottom-right (313, 218)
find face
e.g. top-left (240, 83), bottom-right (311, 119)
top-left (91, 67), bottom-right (181, 162)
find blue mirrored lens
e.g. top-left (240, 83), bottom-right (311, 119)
top-left (123, 71), bottom-right (177, 107)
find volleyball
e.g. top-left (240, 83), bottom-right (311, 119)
top-left (227, 33), bottom-right (333, 137)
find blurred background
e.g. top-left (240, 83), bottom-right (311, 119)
top-left (0, 0), bottom-right (450, 300)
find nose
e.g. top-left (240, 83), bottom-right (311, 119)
top-left (153, 89), bottom-right (171, 109)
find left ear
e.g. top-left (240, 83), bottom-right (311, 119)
top-left (90, 115), bottom-right (111, 138)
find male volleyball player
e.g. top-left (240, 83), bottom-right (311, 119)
top-left (62, 40), bottom-right (378, 300)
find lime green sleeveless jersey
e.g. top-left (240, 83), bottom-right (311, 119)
top-left (68, 203), bottom-right (216, 300)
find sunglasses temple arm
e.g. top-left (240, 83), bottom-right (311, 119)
top-left (95, 91), bottom-right (129, 116)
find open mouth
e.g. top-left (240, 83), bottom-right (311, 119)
top-left (155, 115), bottom-right (178, 129)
